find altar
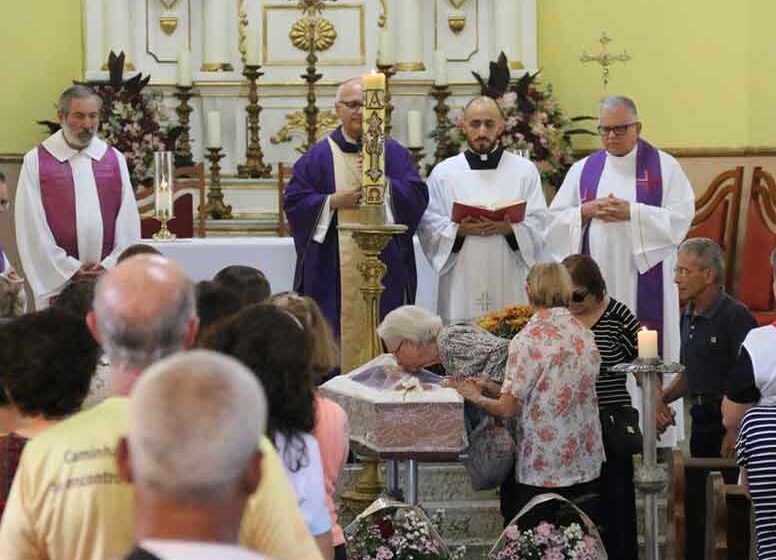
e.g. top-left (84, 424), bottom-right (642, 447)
top-left (147, 236), bottom-right (440, 313)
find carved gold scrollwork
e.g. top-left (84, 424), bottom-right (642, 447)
top-left (238, 0), bottom-right (249, 63)
top-left (447, 0), bottom-right (467, 8)
top-left (159, 16), bottom-right (178, 35)
top-left (271, 110), bottom-right (339, 154)
top-left (290, 17), bottom-right (337, 52)
top-left (378, 0), bottom-right (387, 27)
top-left (158, 0), bottom-right (181, 10)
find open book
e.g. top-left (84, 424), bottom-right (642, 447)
top-left (451, 199), bottom-right (527, 223)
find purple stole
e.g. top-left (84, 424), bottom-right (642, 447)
top-left (0, 248), bottom-right (5, 274)
top-left (37, 145), bottom-right (123, 261)
top-left (580, 138), bottom-right (665, 350)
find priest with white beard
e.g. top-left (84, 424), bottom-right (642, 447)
top-left (546, 95), bottom-right (695, 445)
top-left (418, 96), bottom-right (549, 324)
top-left (15, 85), bottom-right (140, 309)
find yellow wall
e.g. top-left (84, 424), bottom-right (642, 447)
top-left (538, 0), bottom-right (770, 150)
top-left (0, 0), bottom-right (83, 154)
top-left (0, 1), bottom-right (771, 153)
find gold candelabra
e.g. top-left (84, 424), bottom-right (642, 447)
top-left (376, 63), bottom-right (397, 137)
top-left (302, 18), bottom-right (323, 151)
top-left (173, 86), bottom-right (195, 167)
top-left (430, 84), bottom-right (453, 169)
top-left (408, 146), bottom-right (425, 173)
top-left (237, 64), bottom-right (272, 178)
top-left (152, 208), bottom-right (176, 241)
top-left (204, 147), bottom-right (232, 219)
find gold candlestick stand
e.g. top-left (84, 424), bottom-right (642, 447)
top-left (173, 86), bottom-right (196, 167)
top-left (302, 18), bottom-right (322, 151)
top-left (430, 84), bottom-right (453, 169)
top-left (408, 146), bottom-right (425, 173)
top-left (204, 147), bottom-right (232, 219)
top-left (376, 63), bottom-right (397, 137)
top-left (237, 65), bottom-right (272, 178)
top-left (152, 208), bottom-right (176, 241)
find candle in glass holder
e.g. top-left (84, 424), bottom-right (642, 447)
top-left (206, 111), bottom-right (222, 148)
top-left (637, 327), bottom-right (658, 359)
top-left (407, 110), bottom-right (422, 148)
top-left (433, 50), bottom-right (448, 86)
top-left (155, 179), bottom-right (173, 217)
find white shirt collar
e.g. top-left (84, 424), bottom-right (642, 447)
top-left (140, 539), bottom-right (270, 560)
top-left (42, 129), bottom-right (108, 163)
top-left (341, 129), bottom-right (360, 145)
top-left (607, 143), bottom-right (638, 163)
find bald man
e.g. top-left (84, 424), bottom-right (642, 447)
top-left (418, 96), bottom-right (550, 323)
top-left (284, 77), bottom-right (428, 369)
top-left (0, 255), bottom-right (322, 560)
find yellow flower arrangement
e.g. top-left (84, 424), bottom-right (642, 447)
top-left (477, 304), bottom-right (534, 339)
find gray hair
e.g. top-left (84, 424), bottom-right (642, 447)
top-left (377, 305), bottom-right (443, 346)
top-left (678, 237), bottom-right (725, 286)
top-left (600, 95), bottom-right (639, 119)
top-left (57, 85), bottom-right (102, 114)
top-left (94, 279), bottom-right (196, 371)
top-left (335, 77), bottom-right (361, 103)
top-left (128, 350), bottom-right (267, 504)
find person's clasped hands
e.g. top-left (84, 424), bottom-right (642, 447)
top-left (458, 215), bottom-right (513, 237)
top-left (581, 193), bottom-right (631, 222)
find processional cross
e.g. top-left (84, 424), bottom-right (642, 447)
top-left (579, 32), bottom-right (631, 91)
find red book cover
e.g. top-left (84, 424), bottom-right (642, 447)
top-left (451, 199), bottom-right (527, 224)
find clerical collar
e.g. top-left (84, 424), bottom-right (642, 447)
top-left (331, 127), bottom-right (362, 154)
top-left (464, 146), bottom-right (504, 170)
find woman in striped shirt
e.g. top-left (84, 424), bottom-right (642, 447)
top-left (563, 254), bottom-right (640, 560)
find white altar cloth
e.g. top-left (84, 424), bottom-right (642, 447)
top-left (147, 236), bottom-right (440, 313)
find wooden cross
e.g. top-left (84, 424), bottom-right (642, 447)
top-left (579, 32), bottom-right (631, 91)
top-left (474, 291), bottom-right (493, 313)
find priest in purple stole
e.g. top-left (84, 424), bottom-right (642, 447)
top-left (284, 78), bottom-right (429, 353)
top-left (546, 95), bottom-right (694, 558)
top-left (15, 85), bottom-right (140, 309)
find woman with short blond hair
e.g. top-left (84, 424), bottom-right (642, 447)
top-left (453, 262), bottom-right (604, 525)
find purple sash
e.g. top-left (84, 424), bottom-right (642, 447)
top-left (580, 138), bottom-right (665, 351)
top-left (38, 145), bottom-right (123, 260)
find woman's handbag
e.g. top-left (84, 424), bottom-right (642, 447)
top-left (600, 405), bottom-right (643, 457)
top-left (461, 407), bottom-right (516, 490)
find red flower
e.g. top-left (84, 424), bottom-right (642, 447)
top-left (538, 428), bottom-right (556, 442)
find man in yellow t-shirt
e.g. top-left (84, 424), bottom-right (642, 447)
top-left (0, 255), bottom-right (322, 560)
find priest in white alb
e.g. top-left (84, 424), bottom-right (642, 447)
top-left (15, 85), bottom-right (140, 308)
top-left (546, 95), bottom-right (695, 445)
top-left (418, 96), bottom-right (549, 323)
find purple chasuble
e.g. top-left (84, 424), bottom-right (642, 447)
top-left (284, 127), bottom-right (429, 341)
top-left (37, 145), bottom-right (124, 261)
top-left (580, 138), bottom-right (665, 349)
top-left (0, 248), bottom-right (5, 274)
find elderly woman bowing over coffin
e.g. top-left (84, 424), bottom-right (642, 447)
top-left (451, 263), bottom-right (604, 526)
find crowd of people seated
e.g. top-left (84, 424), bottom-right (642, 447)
top-left (0, 240), bottom-right (774, 559)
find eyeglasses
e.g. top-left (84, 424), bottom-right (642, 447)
top-left (596, 122), bottom-right (639, 136)
top-left (337, 100), bottom-right (364, 111)
top-left (571, 290), bottom-right (589, 303)
top-left (673, 266), bottom-right (707, 278)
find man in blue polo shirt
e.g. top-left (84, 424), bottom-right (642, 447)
top-left (660, 237), bottom-right (757, 560)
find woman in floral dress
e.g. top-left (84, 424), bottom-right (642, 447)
top-left (453, 263), bottom-right (604, 525)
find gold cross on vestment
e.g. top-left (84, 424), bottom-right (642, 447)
top-left (579, 32), bottom-right (631, 91)
top-left (475, 291), bottom-right (493, 313)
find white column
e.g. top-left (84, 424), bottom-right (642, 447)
top-left (493, 0), bottom-right (522, 69)
top-left (396, 0), bottom-right (425, 71)
top-left (102, 0), bottom-right (133, 69)
top-left (521, 0), bottom-right (538, 70)
top-left (202, 0), bottom-right (232, 71)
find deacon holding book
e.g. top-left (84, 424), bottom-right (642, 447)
top-left (418, 96), bottom-right (549, 323)
top-left (284, 77), bottom-right (428, 348)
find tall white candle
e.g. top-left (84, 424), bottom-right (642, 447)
top-left (637, 328), bottom-right (658, 359)
top-left (103, 0), bottom-right (132, 65)
top-left (433, 50), bottom-right (448, 86)
top-left (377, 29), bottom-right (394, 66)
top-left (407, 110), bottom-right (423, 148)
top-left (494, 0), bottom-right (521, 67)
top-left (202, 0), bottom-right (229, 68)
top-left (206, 111), bottom-right (222, 148)
top-left (176, 48), bottom-right (192, 86)
top-left (396, 0), bottom-right (422, 70)
top-left (245, 27), bottom-right (260, 65)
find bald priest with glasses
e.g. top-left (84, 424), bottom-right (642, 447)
top-left (546, 95), bottom-right (695, 444)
